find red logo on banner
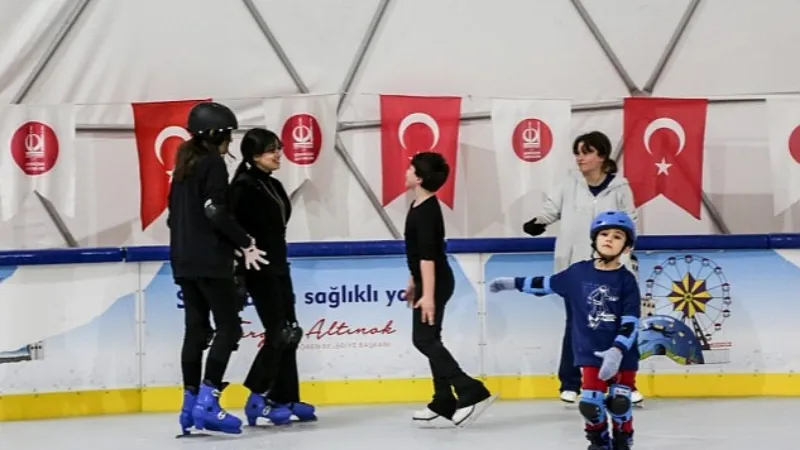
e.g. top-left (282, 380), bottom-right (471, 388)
top-left (379, 95), bottom-right (461, 208)
top-left (281, 113), bottom-right (322, 166)
top-left (512, 118), bottom-right (553, 162)
top-left (623, 97), bottom-right (708, 219)
top-left (10, 121), bottom-right (59, 176)
top-left (788, 125), bottom-right (800, 164)
top-left (132, 98), bottom-right (209, 230)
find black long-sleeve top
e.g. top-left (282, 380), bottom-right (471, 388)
top-left (229, 166), bottom-right (292, 274)
top-left (167, 152), bottom-right (251, 278)
top-left (403, 195), bottom-right (450, 285)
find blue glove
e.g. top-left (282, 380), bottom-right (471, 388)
top-left (593, 347), bottom-right (623, 380)
top-left (488, 277), bottom-right (516, 293)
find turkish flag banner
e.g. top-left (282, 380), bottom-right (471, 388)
top-left (379, 95), bottom-right (462, 208)
top-left (132, 98), bottom-right (209, 230)
top-left (623, 97), bottom-right (708, 219)
top-left (766, 96), bottom-right (800, 215)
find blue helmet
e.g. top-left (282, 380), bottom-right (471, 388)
top-left (590, 210), bottom-right (636, 247)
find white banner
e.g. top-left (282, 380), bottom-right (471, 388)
top-left (0, 104), bottom-right (76, 221)
top-left (490, 98), bottom-right (572, 206)
top-left (766, 96), bottom-right (800, 215)
top-left (261, 94), bottom-right (340, 196)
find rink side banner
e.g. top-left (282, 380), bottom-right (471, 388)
top-left (3, 247), bottom-right (800, 420)
top-left (484, 249), bottom-right (800, 376)
top-left (142, 255), bottom-right (481, 388)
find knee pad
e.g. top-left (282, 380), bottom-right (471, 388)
top-left (578, 390), bottom-right (607, 426)
top-left (214, 322), bottom-right (243, 352)
top-left (606, 384), bottom-right (632, 424)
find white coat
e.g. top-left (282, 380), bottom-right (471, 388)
top-left (535, 170), bottom-right (639, 274)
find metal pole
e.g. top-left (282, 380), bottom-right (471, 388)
top-left (11, 0), bottom-right (94, 104)
top-left (337, 0), bottom-right (393, 113)
top-left (74, 95), bottom-right (774, 135)
top-left (13, 0), bottom-right (93, 248)
top-left (603, 0), bottom-right (728, 233)
top-left (570, 0), bottom-right (640, 94)
top-left (642, 0), bottom-right (702, 93)
top-left (242, 0), bottom-right (399, 238)
top-left (331, 0), bottom-right (400, 238)
top-left (241, 0), bottom-right (309, 94)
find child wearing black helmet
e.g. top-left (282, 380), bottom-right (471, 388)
top-left (488, 211), bottom-right (641, 450)
top-left (170, 102), bottom-right (269, 437)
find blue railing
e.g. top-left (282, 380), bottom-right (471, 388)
top-left (1, 234), bottom-right (799, 266)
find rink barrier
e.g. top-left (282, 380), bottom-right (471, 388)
top-left (2, 233), bottom-right (800, 421)
top-left (2, 233), bottom-right (800, 266)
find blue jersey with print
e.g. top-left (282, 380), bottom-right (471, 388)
top-left (521, 260), bottom-right (641, 370)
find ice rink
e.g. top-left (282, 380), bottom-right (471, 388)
top-left (1, 398), bottom-right (795, 450)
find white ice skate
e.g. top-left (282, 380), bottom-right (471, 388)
top-left (631, 390), bottom-right (644, 408)
top-left (452, 394), bottom-right (498, 428)
top-left (560, 390), bottom-right (578, 404)
top-left (412, 407), bottom-right (455, 429)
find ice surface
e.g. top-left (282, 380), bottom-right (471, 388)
top-left (0, 398), bottom-right (794, 450)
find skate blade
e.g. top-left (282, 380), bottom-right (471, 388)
top-left (175, 432), bottom-right (212, 439)
top-left (413, 417), bottom-right (455, 429)
top-left (455, 394), bottom-right (498, 429)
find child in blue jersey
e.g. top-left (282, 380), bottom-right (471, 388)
top-left (489, 210), bottom-right (641, 450)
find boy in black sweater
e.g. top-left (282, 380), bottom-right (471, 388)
top-left (404, 152), bottom-right (496, 428)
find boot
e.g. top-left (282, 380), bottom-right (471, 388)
top-left (613, 430), bottom-right (634, 449)
top-left (192, 381), bottom-right (243, 435)
top-left (585, 429), bottom-right (611, 450)
top-left (179, 388), bottom-right (197, 435)
top-left (244, 392), bottom-right (293, 426)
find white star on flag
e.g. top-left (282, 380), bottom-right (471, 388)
top-left (655, 157), bottom-right (672, 175)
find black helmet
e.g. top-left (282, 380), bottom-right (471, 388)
top-left (187, 102), bottom-right (238, 136)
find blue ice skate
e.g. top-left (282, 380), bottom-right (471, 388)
top-left (192, 381), bottom-right (243, 435)
top-left (179, 389), bottom-right (198, 435)
top-left (245, 392), bottom-right (293, 426)
top-left (283, 401), bottom-right (317, 422)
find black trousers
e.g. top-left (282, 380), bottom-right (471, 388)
top-left (242, 268), bottom-right (301, 404)
top-left (558, 298), bottom-right (582, 392)
top-left (411, 267), bottom-right (483, 415)
top-left (178, 276), bottom-right (243, 390)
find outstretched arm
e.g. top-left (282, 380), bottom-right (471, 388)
top-left (488, 268), bottom-right (569, 297)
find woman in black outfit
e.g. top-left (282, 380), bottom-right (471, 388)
top-left (229, 127), bottom-right (317, 426)
top-left (170, 102), bottom-right (268, 436)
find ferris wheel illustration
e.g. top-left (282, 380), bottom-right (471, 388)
top-left (642, 254), bottom-right (733, 355)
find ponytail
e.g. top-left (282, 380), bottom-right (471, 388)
top-left (232, 160), bottom-right (249, 181)
top-left (603, 158), bottom-right (618, 174)
top-left (173, 137), bottom-right (210, 182)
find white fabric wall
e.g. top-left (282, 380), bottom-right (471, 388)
top-left (0, 0), bottom-right (798, 249)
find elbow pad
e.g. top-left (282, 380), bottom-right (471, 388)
top-left (515, 276), bottom-right (553, 296)
top-left (613, 316), bottom-right (639, 351)
top-left (203, 198), bottom-right (225, 222)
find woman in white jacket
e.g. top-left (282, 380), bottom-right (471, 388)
top-left (522, 131), bottom-right (644, 406)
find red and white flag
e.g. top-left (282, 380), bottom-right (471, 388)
top-left (132, 98), bottom-right (208, 230)
top-left (623, 97), bottom-right (708, 219)
top-left (766, 96), bottom-right (800, 215)
top-left (380, 95), bottom-right (462, 208)
top-left (261, 94), bottom-right (339, 196)
top-left (0, 105), bottom-right (76, 221)
top-left (490, 98), bottom-right (572, 203)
